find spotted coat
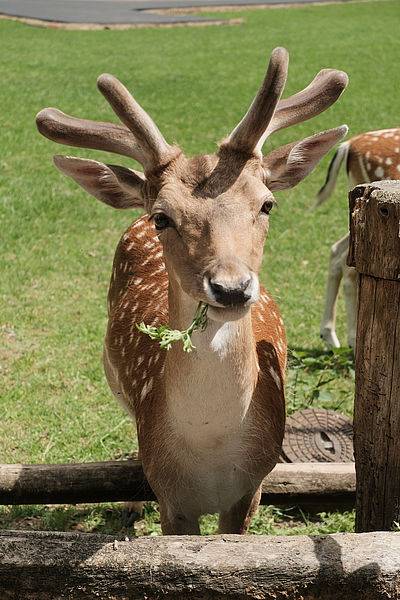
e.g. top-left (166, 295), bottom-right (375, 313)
top-left (103, 215), bottom-right (287, 509)
top-left (347, 128), bottom-right (400, 183)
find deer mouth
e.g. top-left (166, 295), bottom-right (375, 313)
top-left (206, 302), bottom-right (253, 323)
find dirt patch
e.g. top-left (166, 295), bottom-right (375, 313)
top-left (0, 325), bottom-right (23, 375)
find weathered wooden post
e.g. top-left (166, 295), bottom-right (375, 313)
top-left (348, 180), bottom-right (400, 532)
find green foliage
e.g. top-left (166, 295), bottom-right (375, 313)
top-left (287, 347), bottom-right (355, 414)
top-left (137, 302), bottom-right (208, 351)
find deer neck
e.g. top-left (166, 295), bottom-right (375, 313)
top-left (164, 273), bottom-right (259, 448)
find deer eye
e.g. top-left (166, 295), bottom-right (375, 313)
top-left (153, 213), bottom-right (172, 231)
top-left (260, 199), bottom-right (275, 215)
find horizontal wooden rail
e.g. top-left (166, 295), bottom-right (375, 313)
top-left (0, 530), bottom-right (399, 599)
top-left (0, 460), bottom-right (355, 509)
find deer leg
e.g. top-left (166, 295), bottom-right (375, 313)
top-left (159, 503), bottom-right (200, 535)
top-left (218, 486), bottom-right (262, 534)
top-left (343, 264), bottom-right (358, 349)
top-left (122, 447), bottom-right (145, 526)
top-left (320, 235), bottom-right (349, 348)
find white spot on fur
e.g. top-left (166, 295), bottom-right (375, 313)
top-left (210, 322), bottom-right (237, 357)
top-left (397, 165), bottom-right (400, 172)
top-left (269, 366), bottom-right (282, 390)
top-left (153, 264), bottom-right (166, 275)
top-left (375, 166), bottom-right (384, 178)
top-left (140, 378), bottom-right (153, 401)
top-left (141, 255), bottom-right (153, 266)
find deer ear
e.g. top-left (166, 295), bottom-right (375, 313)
top-left (263, 125), bottom-right (348, 191)
top-left (53, 155), bottom-right (146, 209)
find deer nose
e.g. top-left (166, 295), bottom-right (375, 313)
top-left (208, 276), bottom-right (252, 307)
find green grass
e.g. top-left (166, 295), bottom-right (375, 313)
top-left (0, 502), bottom-right (355, 537)
top-left (1, 0), bottom-right (399, 535)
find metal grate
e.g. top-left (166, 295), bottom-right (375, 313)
top-left (280, 408), bottom-right (354, 463)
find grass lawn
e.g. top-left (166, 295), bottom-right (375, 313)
top-left (1, 0), bottom-right (399, 535)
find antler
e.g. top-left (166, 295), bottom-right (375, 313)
top-left (224, 47), bottom-right (289, 155)
top-left (97, 74), bottom-right (175, 172)
top-left (255, 68), bottom-right (349, 152)
top-left (36, 108), bottom-right (140, 160)
top-left (36, 75), bottom-right (178, 173)
top-left (223, 48), bottom-right (348, 155)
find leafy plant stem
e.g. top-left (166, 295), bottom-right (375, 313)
top-left (136, 302), bottom-right (208, 352)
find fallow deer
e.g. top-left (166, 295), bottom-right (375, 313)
top-left (317, 128), bottom-right (400, 348)
top-left (36, 48), bottom-right (348, 535)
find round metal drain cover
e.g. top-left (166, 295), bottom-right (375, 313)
top-left (281, 408), bottom-right (353, 463)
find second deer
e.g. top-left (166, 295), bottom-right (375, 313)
top-left (317, 128), bottom-right (400, 348)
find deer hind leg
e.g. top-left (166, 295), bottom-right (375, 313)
top-left (342, 264), bottom-right (358, 349)
top-left (320, 234), bottom-right (350, 348)
top-left (218, 486), bottom-right (262, 534)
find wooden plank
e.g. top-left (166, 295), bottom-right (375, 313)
top-left (0, 530), bottom-right (399, 599)
top-left (264, 462), bottom-right (355, 511)
top-left (0, 461), bottom-right (355, 506)
top-left (348, 181), bottom-right (400, 532)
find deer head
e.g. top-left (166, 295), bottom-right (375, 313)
top-left (36, 48), bottom-right (348, 323)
